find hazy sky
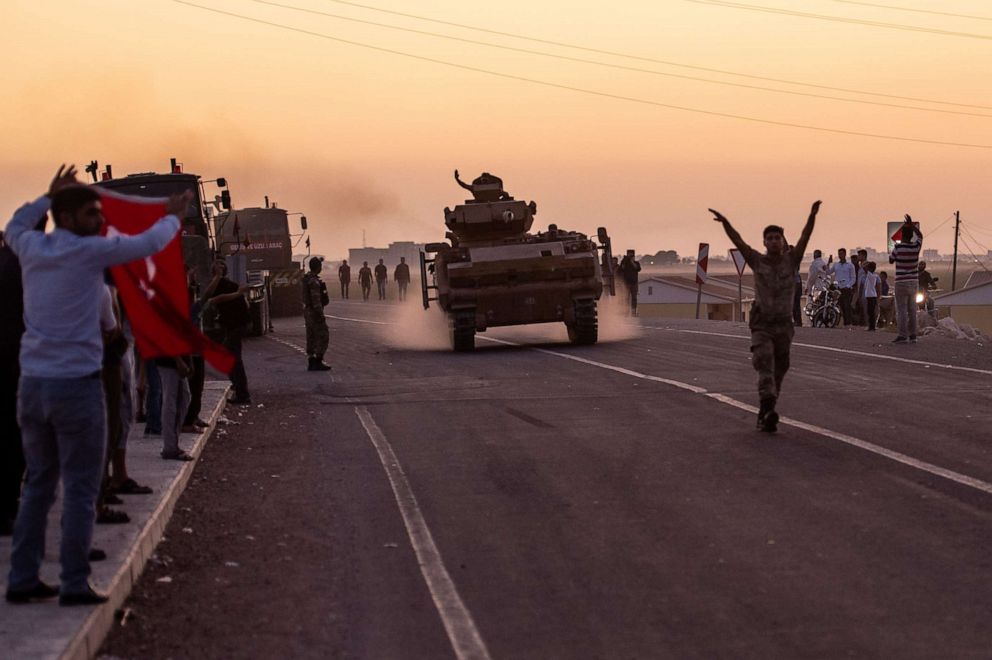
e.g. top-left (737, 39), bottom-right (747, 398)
top-left (3, 0), bottom-right (991, 261)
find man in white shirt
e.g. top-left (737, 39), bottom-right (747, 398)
top-left (806, 249), bottom-right (831, 297)
top-left (828, 248), bottom-right (856, 326)
top-left (5, 165), bottom-right (188, 606)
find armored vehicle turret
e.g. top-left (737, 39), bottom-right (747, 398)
top-left (421, 171), bottom-right (613, 351)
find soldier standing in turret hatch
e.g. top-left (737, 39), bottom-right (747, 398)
top-left (302, 257), bottom-right (331, 371)
top-left (454, 169), bottom-right (512, 202)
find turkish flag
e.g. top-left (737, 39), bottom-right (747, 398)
top-left (97, 190), bottom-right (235, 374)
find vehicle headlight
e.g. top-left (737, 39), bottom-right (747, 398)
top-left (915, 293), bottom-right (924, 304)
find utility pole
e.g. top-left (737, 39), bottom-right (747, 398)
top-left (952, 210), bottom-right (960, 291)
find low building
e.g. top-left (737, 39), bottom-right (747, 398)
top-left (934, 279), bottom-right (992, 334)
top-left (634, 276), bottom-right (752, 321)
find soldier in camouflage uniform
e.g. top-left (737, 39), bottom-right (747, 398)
top-left (302, 257), bottom-right (331, 371)
top-left (709, 200), bottom-right (821, 432)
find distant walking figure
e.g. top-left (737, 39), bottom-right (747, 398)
top-left (358, 261), bottom-right (373, 302)
top-left (374, 258), bottom-right (388, 301)
top-left (394, 257), bottom-right (411, 302)
top-left (710, 200), bottom-right (821, 432)
top-left (338, 260), bottom-right (351, 300)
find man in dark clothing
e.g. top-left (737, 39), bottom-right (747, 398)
top-left (0, 234), bottom-right (26, 536)
top-left (617, 250), bottom-right (641, 316)
top-left (358, 261), bottom-right (373, 302)
top-left (394, 257), bottom-right (411, 301)
top-left (374, 258), bottom-right (388, 301)
top-left (338, 260), bottom-right (351, 299)
top-left (204, 259), bottom-right (251, 404)
top-left (710, 200), bottom-right (821, 432)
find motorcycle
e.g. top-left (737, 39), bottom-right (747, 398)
top-left (917, 276), bottom-right (939, 316)
top-left (805, 282), bottom-right (841, 328)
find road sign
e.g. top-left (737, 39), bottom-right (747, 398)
top-left (696, 243), bottom-right (709, 285)
top-left (887, 220), bottom-right (921, 253)
top-left (729, 248), bottom-right (746, 277)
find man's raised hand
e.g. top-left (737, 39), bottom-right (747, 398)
top-left (165, 190), bottom-right (193, 218)
top-left (904, 213), bottom-right (914, 224)
top-left (810, 200), bottom-right (822, 216)
top-left (708, 208), bottom-right (728, 223)
top-left (48, 164), bottom-right (79, 197)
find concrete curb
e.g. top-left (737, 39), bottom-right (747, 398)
top-left (59, 381), bottom-right (230, 660)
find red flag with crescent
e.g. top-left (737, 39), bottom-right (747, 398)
top-left (97, 189), bottom-right (235, 374)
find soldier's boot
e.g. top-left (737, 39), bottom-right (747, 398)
top-left (758, 398), bottom-right (778, 433)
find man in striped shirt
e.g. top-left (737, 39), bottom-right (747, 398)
top-left (888, 215), bottom-right (922, 344)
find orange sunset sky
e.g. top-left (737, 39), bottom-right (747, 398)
top-left (2, 0), bottom-right (991, 261)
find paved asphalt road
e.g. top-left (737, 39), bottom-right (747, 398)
top-left (103, 300), bottom-right (992, 659)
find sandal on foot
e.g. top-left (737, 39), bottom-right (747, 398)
top-left (161, 451), bottom-right (194, 461)
top-left (112, 478), bottom-right (153, 495)
top-left (97, 507), bottom-right (130, 524)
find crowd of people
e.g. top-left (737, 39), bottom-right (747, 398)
top-left (803, 217), bottom-right (928, 342)
top-left (2, 166), bottom-right (253, 606)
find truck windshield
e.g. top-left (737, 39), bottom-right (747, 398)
top-left (101, 179), bottom-right (202, 220)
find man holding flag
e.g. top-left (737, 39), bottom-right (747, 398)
top-left (4, 165), bottom-right (208, 605)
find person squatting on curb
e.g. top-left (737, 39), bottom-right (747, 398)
top-left (709, 200), bottom-right (821, 433)
top-left (4, 165), bottom-right (188, 605)
top-left (302, 256), bottom-right (331, 371)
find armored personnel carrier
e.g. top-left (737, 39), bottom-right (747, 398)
top-left (421, 171), bottom-right (613, 351)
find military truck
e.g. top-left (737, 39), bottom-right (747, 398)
top-left (213, 202), bottom-right (308, 331)
top-left (421, 171), bottom-right (613, 351)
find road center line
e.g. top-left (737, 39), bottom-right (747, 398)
top-left (355, 406), bottom-right (492, 660)
top-left (647, 326), bottom-right (992, 377)
top-left (479, 336), bottom-right (992, 496)
top-left (321, 313), bottom-right (992, 496)
top-left (326, 314), bottom-right (391, 325)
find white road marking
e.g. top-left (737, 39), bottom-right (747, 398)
top-left (647, 326), bottom-right (992, 377)
top-left (269, 336), bottom-right (307, 354)
top-left (319, 314), bottom-right (992, 496)
top-left (355, 406), bottom-right (492, 660)
top-left (326, 314), bottom-right (390, 325)
top-left (481, 337), bottom-right (992, 496)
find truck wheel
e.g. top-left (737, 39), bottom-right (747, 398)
top-left (567, 299), bottom-right (598, 345)
top-left (450, 311), bottom-right (476, 352)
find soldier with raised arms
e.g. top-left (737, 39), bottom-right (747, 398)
top-left (709, 200), bottom-right (821, 433)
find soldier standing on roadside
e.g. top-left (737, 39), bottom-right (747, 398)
top-left (338, 260), bottom-right (351, 300)
top-left (710, 200), bottom-right (821, 433)
top-left (394, 256), bottom-right (411, 302)
top-left (618, 250), bottom-right (641, 316)
top-left (374, 258), bottom-right (388, 301)
top-left (302, 257), bottom-right (331, 371)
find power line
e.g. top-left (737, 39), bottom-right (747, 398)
top-left (316, 0), bottom-right (992, 111)
top-left (685, 0), bottom-right (992, 41)
top-left (962, 225), bottom-right (991, 253)
top-left (957, 232), bottom-right (992, 272)
top-left (172, 1), bottom-right (992, 150)
top-left (248, 0), bottom-right (990, 118)
top-left (828, 0), bottom-right (992, 22)
top-left (923, 213), bottom-right (954, 238)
